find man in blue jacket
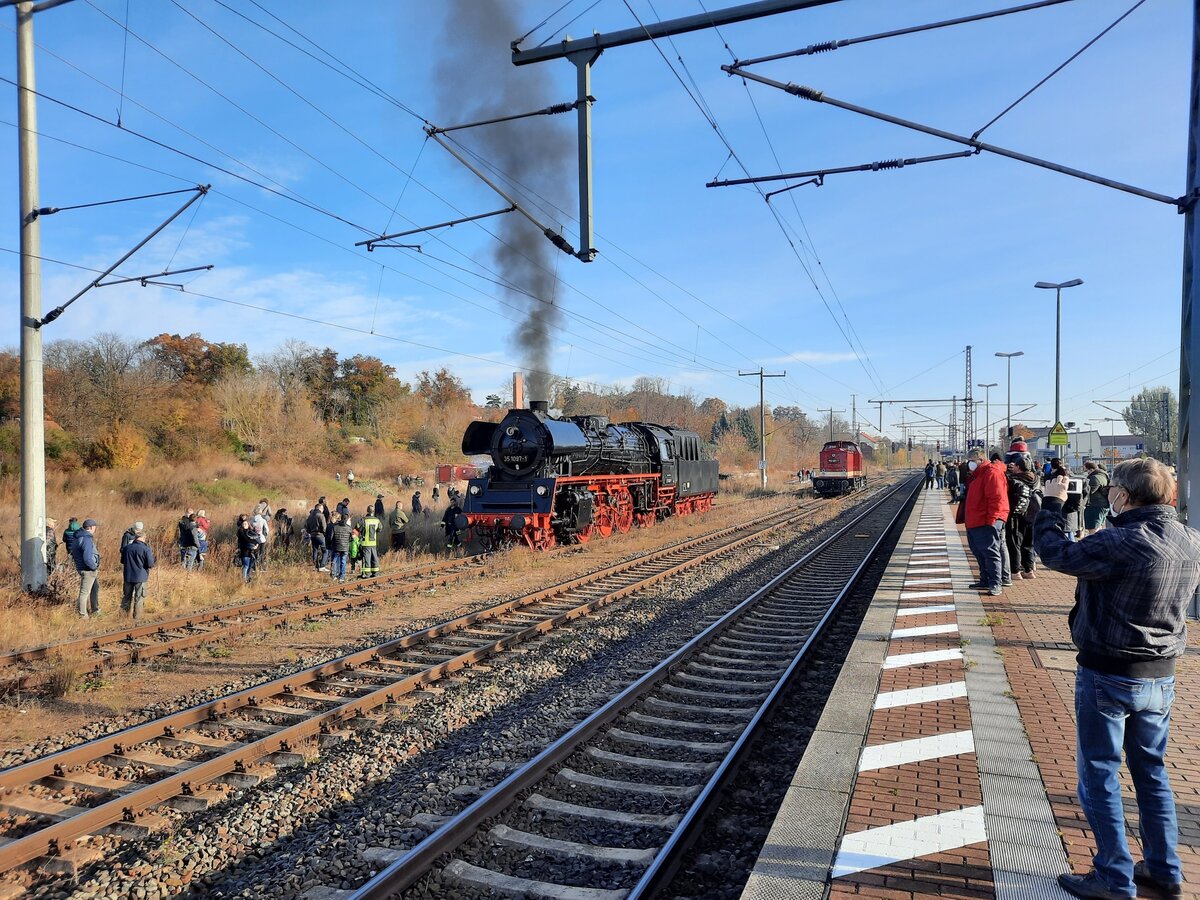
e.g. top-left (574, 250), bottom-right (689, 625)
top-left (71, 518), bottom-right (101, 618)
top-left (119, 529), bottom-right (155, 620)
top-left (1035, 458), bottom-right (1199, 900)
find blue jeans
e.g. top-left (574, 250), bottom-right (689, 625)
top-left (1075, 666), bottom-right (1179, 895)
top-left (966, 520), bottom-right (1009, 588)
top-left (311, 536), bottom-right (327, 569)
top-left (331, 551), bottom-right (347, 581)
top-left (241, 554), bottom-right (256, 582)
top-left (181, 546), bottom-right (198, 571)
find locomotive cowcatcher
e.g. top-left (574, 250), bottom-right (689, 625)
top-left (461, 401), bottom-right (720, 550)
top-left (811, 440), bottom-right (867, 497)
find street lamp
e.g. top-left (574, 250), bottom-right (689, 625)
top-left (995, 351), bottom-right (1024, 442)
top-left (1034, 279), bottom-right (1083, 427)
top-left (977, 383), bottom-right (997, 450)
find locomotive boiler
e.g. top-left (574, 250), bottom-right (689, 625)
top-left (811, 440), bottom-right (867, 497)
top-left (461, 401), bottom-right (720, 550)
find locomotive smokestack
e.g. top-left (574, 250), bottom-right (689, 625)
top-left (529, 399), bottom-right (549, 414)
top-left (513, 372), bottom-right (526, 409)
top-left (435, 1), bottom-right (568, 400)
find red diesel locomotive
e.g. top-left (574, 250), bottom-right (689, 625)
top-left (811, 440), bottom-right (866, 497)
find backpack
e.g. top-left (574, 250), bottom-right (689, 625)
top-left (1092, 472), bottom-right (1110, 501)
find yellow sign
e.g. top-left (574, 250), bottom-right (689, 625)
top-left (1049, 422), bottom-right (1069, 447)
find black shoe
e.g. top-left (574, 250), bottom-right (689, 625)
top-left (1001, 579), bottom-right (1014, 586)
top-left (1133, 861), bottom-right (1182, 898)
top-left (1057, 872), bottom-right (1133, 900)
top-left (967, 581), bottom-right (986, 590)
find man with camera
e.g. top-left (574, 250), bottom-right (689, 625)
top-left (1035, 458), bottom-right (1200, 900)
top-left (963, 448), bottom-right (1010, 595)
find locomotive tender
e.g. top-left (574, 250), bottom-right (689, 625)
top-left (811, 440), bottom-right (866, 497)
top-left (461, 401), bottom-right (720, 550)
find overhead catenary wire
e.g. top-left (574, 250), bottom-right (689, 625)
top-left (622, 0), bottom-right (887, 397)
top-left (9, 30), bottom-right (753, 392)
top-left (128, 3), bottom-right (765, 385)
top-left (183, 0), bottom-right (831, 408)
top-left (17, 6), bottom-right (817, 410)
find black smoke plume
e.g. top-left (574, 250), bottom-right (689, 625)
top-left (435, 0), bottom-right (570, 402)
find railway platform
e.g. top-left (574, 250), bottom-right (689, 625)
top-left (741, 487), bottom-right (1200, 899)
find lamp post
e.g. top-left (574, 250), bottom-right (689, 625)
top-left (995, 351), bottom-right (1024, 442)
top-left (1067, 420), bottom-right (1078, 469)
top-left (1034, 279), bottom-right (1083, 426)
top-left (977, 382), bottom-right (997, 451)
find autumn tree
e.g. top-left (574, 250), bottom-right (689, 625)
top-left (145, 333), bottom-right (252, 384)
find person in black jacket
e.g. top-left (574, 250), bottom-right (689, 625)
top-left (329, 514), bottom-right (352, 583)
top-left (178, 511), bottom-right (200, 571)
top-left (119, 530), bottom-right (156, 619)
top-left (1004, 452), bottom-right (1040, 579)
top-left (441, 499), bottom-right (464, 554)
top-left (1036, 458), bottom-right (1199, 900)
top-left (236, 515), bottom-right (258, 583)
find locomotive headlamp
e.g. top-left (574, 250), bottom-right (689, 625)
top-left (469, 485), bottom-right (481, 496)
top-left (536, 485), bottom-right (548, 496)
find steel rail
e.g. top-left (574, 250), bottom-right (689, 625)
top-left (348, 476), bottom-right (919, 899)
top-left (0, 498), bottom-right (833, 874)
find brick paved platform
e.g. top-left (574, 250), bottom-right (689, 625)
top-left (741, 488), bottom-right (1200, 900)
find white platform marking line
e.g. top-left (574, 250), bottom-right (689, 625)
top-left (901, 577), bottom-right (953, 586)
top-left (882, 648), bottom-right (963, 669)
top-left (858, 730), bottom-right (975, 772)
top-left (895, 604), bottom-right (956, 617)
top-left (874, 680), bottom-right (968, 710)
top-left (831, 806), bottom-right (987, 878)
top-left (891, 622), bottom-right (959, 639)
top-left (898, 589), bottom-right (955, 600)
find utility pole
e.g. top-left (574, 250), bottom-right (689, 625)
top-left (1180, 6), bottom-right (1199, 616)
top-left (851, 394), bottom-right (857, 443)
top-left (17, 0), bottom-right (45, 593)
top-left (818, 407), bottom-right (845, 443)
top-left (739, 367), bottom-right (785, 489)
top-left (964, 345), bottom-right (974, 451)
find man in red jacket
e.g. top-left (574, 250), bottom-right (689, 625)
top-left (964, 449), bottom-right (1011, 595)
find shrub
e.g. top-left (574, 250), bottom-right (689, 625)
top-left (87, 423), bottom-right (149, 470)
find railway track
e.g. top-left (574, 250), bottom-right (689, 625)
top-left (348, 475), bottom-right (920, 900)
top-left (0, 495), bottom-right (843, 881)
top-left (0, 556), bottom-right (493, 695)
top-left (0, 496), bottom-right (780, 697)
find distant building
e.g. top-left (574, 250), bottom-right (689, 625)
top-left (1100, 434), bottom-right (1148, 462)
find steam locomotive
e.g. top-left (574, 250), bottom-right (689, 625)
top-left (811, 440), bottom-right (867, 497)
top-left (461, 401), bottom-right (720, 550)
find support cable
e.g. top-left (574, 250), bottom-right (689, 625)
top-left (972, 0), bottom-right (1148, 139)
top-left (117, 0), bottom-right (129, 125)
top-left (733, 0), bottom-right (1077, 67)
top-left (30, 185), bottom-right (201, 219)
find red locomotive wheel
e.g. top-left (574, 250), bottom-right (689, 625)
top-left (575, 524), bottom-right (595, 544)
top-left (614, 489), bottom-right (634, 534)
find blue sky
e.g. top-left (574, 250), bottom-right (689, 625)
top-left (0, 0), bottom-right (1188, 443)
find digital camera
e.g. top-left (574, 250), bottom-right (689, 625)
top-left (1066, 477), bottom-right (1086, 496)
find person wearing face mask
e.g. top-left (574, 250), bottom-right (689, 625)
top-left (1034, 458), bottom-right (1200, 900)
top-left (963, 448), bottom-right (1010, 596)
